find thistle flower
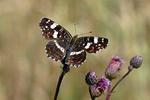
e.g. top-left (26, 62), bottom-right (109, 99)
top-left (90, 76), bottom-right (110, 97)
top-left (105, 56), bottom-right (125, 80)
top-left (129, 56), bottom-right (143, 69)
top-left (85, 71), bottom-right (98, 85)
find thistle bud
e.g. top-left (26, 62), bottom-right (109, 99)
top-left (90, 76), bottom-right (110, 97)
top-left (85, 72), bottom-right (98, 85)
top-left (105, 56), bottom-right (125, 80)
top-left (130, 56), bottom-right (143, 69)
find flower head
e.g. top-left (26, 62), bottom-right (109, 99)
top-left (90, 76), bottom-right (110, 97)
top-left (130, 56), bottom-right (143, 69)
top-left (105, 56), bottom-right (125, 80)
top-left (85, 71), bottom-right (98, 85)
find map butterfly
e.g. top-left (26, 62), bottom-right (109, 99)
top-left (39, 18), bottom-right (108, 67)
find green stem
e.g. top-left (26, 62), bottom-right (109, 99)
top-left (111, 70), bottom-right (132, 93)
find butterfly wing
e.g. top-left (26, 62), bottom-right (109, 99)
top-left (65, 45), bottom-right (86, 67)
top-left (45, 40), bottom-right (66, 61)
top-left (65, 36), bottom-right (108, 67)
top-left (80, 36), bottom-right (109, 53)
top-left (39, 18), bottom-right (72, 61)
top-left (39, 18), bottom-right (72, 41)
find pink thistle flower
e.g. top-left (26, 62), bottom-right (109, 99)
top-left (105, 56), bottom-right (125, 80)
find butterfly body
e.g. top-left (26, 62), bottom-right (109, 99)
top-left (39, 18), bottom-right (108, 67)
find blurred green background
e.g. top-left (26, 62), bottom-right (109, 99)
top-left (0, 0), bottom-right (149, 100)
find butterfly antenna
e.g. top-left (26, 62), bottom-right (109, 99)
top-left (74, 24), bottom-right (92, 36)
top-left (78, 31), bottom-right (93, 36)
top-left (74, 24), bottom-right (77, 35)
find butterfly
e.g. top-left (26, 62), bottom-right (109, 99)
top-left (39, 18), bottom-right (108, 67)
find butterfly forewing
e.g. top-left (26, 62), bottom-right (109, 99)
top-left (70, 36), bottom-right (108, 53)
top-left (39, 18), bottom-right (72, 42)
top-left (83, 37), bottom-right (108, 53)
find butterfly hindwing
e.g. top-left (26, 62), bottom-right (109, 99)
top-left (65, 41), bottom-right (87, 67)
top-left (45, 40), bottom-right (66, 61)
top-left (65, 51), bottom-right (86, 67)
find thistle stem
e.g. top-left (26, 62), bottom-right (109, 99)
top-left (54, 64), bottom-right (70, 100)
top-left (89, 87), bottom-right (95, 100)
top-left (105, 81), bottom-right (111, 100)
top-left (111, 69), bottom-right (132, 93)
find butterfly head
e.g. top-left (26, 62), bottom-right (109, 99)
top-left (69, 35), bottom-right (78, 46)
top-left (73, 35), bottom-right (78, 40)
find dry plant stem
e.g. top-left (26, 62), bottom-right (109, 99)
top-left (111, 70), bottom-right (132, 93)
top-left (105, 81), bottom-right (111, 100)
top-left (54, 64), bottom-right (70, 100)
top-left (89, 87), bottom-right (95, 100)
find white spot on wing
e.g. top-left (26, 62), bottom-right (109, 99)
top-left (94, 37), bottom-right (98, 44)
top-left (102, 38), bottom-right (104, 43)
top-left (46, 20), bottom-right (50, 23)
top-left (85, 43), bottom-right (92, 49)
top-left (42, 28), bottom-right (45, 30)
top-left (54, 40), bottom-right (65, 53)
top-left (51, 23), bottom-right (58, 29)
top-left (45, 26), bottom-right (48, 28)
top-left (53, 31), bottom-right (58, 38)
top-left (70, 50), bottom-right (84, 56)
